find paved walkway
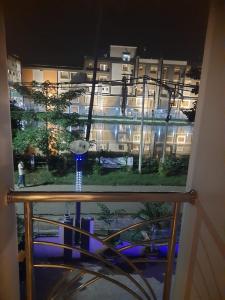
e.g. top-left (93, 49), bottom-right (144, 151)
top-left (15, 184), bottom-right (185, 215)
top-left (15, 184), bottom-right (185, 192)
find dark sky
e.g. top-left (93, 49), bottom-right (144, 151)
top-left (3, 0), bottom-right (209, 67)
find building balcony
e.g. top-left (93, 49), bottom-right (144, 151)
top-left (1, 3), bottom-right (225, 300)
top-left (9, 189), bottom-right (196, 300)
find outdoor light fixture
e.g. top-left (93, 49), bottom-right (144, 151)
top-left (70, 140), bottom-right (90, 155)
top-left (70, 140), bottom-right (90, 244)
top-left (70, 140), bottom-right (90, 191)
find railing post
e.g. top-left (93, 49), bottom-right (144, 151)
top-left (163, 201), bottom-right (181, 300)
top-left (24, 202), bottom-right (33, 300)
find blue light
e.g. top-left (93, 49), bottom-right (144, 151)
top-left (76, 155), bottom-right (84, 161)
top-left (115, 240), bottom-right (145, 257)
top-left (157, 243), bottom-right (179, 257)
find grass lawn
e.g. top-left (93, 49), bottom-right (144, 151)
top-left (14, 169), bottom-right (187, 186)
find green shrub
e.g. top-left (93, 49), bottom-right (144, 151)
top-left (160, 155), bottom-right (189, 176)
top-left (148, 158), bottom-right (159, 173)
top-left (48, 155), bottom-right (64, 172)
top-left (135, 202), bottom-right (172, 220)
top-left (92, 163), bottom-right (102, 175)
top-left (138, 158), bottom-right (159, 174)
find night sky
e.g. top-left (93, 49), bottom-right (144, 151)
top-left (3, 0), bottom-right (209, 67)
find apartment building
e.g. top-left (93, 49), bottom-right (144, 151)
top-left (19, 46), bottom-right (198, 156)
top-left (21, 45), bottom-right (199, 119)
top-left (7, 55), bottom-right (23, 107)
top-left (82, 45), bottom-right (198, 118)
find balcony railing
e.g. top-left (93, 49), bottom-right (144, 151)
top-left (8, 190), bottom-right (196, 300)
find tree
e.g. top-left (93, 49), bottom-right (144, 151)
top-left (181, 100), bottom-right (197, 122)
top-left (186, 66), bottom-right (201, 80)
top-left (135, 202), bottom-right (171, 221)
top-left (12, 81), bottom-right (85, 166)
top-left (10, 100), bottom-right (24, 138)
top-left (134, 202), bottom-right (172, 238)
top-left (181, 65), bottom-right (200, 122)
top-left (121, 76), bottom-right (128, 116)
top-left (97, 203), bottom-right (126, 234)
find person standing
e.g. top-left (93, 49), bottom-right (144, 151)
top-left (17, 160), bottom-right (25, 188)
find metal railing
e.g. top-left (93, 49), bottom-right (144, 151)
top-left (8, 190), bottom-right (196, 300)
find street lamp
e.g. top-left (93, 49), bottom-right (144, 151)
top-left (70, 140), bottom-right (90, 244)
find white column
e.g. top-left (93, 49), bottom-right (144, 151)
top-left (0, 9), bottom-right (20, 300)
top-left (173, 1), bottom-right (225, 299)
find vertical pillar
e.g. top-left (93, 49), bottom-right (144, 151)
top-left (163, 202), bottom-right (181, 299)
top-left (173, 1), bottom-right (225, 299)
top-left (24, 202), bottom-right (33, 299)
top-left (0, 7), bottom-right (20, 300)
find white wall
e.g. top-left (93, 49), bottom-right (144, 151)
top-left (173, 1), bottom-right (225, 299)
top-left (0, 9), bottom-right (20, 300)
top-left (111, 63), bottom-right (122, 95)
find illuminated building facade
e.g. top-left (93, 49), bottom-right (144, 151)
top-left (21, 45), bottom-right (199, 118)
top-left (19, 45), bottom-right (198, 156)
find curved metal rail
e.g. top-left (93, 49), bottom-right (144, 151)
top-left (8, 190), bottom-right (196, 300)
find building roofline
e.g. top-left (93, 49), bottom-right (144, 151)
top-left (7, 54), bottom-right (21, 61)
top-left (110, 45), bottom-right (137, 49)
top-left (22, 64), bottom-right (83, 71)
top-left (163, 59), bottom-right (187, 66)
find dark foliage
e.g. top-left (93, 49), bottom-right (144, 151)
top-left (182, 101), bottom-right (197, 122)
top-left (186, 66), bottom-right (201, 80)
top-left (12, 81), bottom-right (85, 160)
top-left (160, 155), bottom-right (189, 176)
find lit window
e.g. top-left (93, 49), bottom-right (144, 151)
top-left (167, 136), bottom-right (174, 143)
top-left (162, 67), bottom-right (168, 79)
top-left (136, 98), bottom-right (142, 106)
top-left (87, 74), bottom-right (93, 82)
top-left (99, 64), bottom-right (108, 71)
top-left (60, 71), bottom-right (70, 79)
top-left (133, 134), bottom-right (140, 142)
top-left (122, 51), bottom-right (131, 62)
top-left (151, 66), bottom-right (158, 73)
top-left (71, 105), bottom-right (79, 113)
top-left (70, 72), bottom-right (77, 81)
top-left (133, 144), bottom-right (139, 151)
top-left (174, 67), bottom-right (180, 74)
top-left (177, 135), bottom-right (186, 144)
top-left (180, 100), bottom-right (190, 107)
top-left (122, 64), bottom-right (129, 72)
